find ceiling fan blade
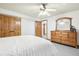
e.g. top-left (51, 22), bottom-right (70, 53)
top-left (46, 9), bottom-right (56, 11)
top-left (40, 3), bottom-right (47, 10)
top-left (42, 4), bottom-right (46, 9)
top-left (40, 4), bottom-right (44, 9)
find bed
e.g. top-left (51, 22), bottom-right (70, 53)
top-left (0, 35), bottom-right (57, 56)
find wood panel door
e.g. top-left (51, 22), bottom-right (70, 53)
top-left (8, 16), bottom-right (21, 36)
top-left (35, 21), bottom-right (42, 37)
top-left (3, 16), bottom-right (10, 37)
top-left (0, 14), bottom-right (21, 37)
top-left (1, 16), bottom-right (5, 37)
top-left (0, 15), bottom-right (2, 37)
top-left (15, 17), bottom-right (21, 36)
top-left (8, 17), bottom-right (16, 36)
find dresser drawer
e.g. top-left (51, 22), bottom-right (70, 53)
top-left (62, 32), bottom-right (68, 38)
top-left (69, 39), bottom-right (76, 43)
top-left (51, 38), bottom-right (61, 43)
top-left (69, 32), bottom-right (76, 38)
top-left (51, 31), bottom-right (55, 35)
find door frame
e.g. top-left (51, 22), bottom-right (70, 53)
top-left (41, 20), bottom-right (48, 39)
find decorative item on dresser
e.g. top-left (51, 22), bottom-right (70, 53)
top-left (51, 17), bottom-right (77, 48)
top-left (0, 14), bottom-right (21, 37)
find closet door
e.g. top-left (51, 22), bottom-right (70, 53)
top-left (3, 16), bottom-right (9, 37)
top-left (0, 15), bottom-right (2, 37)
top-left (1, 15), bottom-right (5, 37)
top-left (0, 14), bottom-right (21, 37)
top-left (15, 17), bottom-right (21, 35)
top-left (35, 21), bottom-right (42, 37)
top-left (0, 15), bottom-right (5, 37)
top-left (8, 16), bottom-right (21, 36)
top-left (8, 16), bottom-right (16, 36)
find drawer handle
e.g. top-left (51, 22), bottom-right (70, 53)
top-left (9, 31), bottom-right (15, 32)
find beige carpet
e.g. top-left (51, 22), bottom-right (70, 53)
top-left (52, 43), bottom-right (79, 56)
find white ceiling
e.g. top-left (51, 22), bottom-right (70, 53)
top-left (0, 3), bottom-right (79, 18)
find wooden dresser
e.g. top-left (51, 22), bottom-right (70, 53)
top-left (51, 31), bottom-right (77, 48)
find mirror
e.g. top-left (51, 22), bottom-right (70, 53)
top-left (56, 17), bottom-right (72, 31)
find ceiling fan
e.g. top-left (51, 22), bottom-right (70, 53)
top-left (40, 3), bottom-right (56, 12)
top-left (39, 3), bottom-right (56, 16)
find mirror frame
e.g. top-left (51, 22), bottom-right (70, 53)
top-left (56, 17), bottom-right (72, 31)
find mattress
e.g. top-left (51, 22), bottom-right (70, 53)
top-left (0, 35), bottom-right (57, 56)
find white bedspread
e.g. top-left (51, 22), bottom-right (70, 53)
top-left (0, 35), bottom-right (57, 56)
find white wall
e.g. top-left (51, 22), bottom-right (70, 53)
top-left (0, 8), bottom-right (35, 36)
top-left (47, 10), bottom-right (79, 45)
top-left (21, 18), bottom-right (35, 35)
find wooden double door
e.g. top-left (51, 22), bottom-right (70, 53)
top-left (0, 14), bottom-right (21, 37)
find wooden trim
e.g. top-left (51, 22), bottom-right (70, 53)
top-left (56, 17), bottom-right (72, 30)
top-left (0, 13), bottom-right (20, 18)
top-left (42, 20), bottom-right (48, 39)
top-left (56, 17), bottom-right (72, 21)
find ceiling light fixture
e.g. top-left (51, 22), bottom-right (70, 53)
top-left (38, 10), bottom-right (50, 16)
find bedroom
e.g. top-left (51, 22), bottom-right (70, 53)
top-left (0, 3), bottom-right (79, 56)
